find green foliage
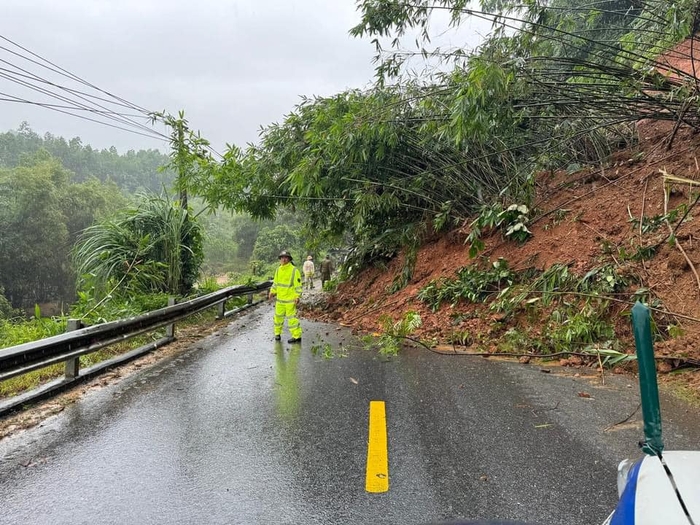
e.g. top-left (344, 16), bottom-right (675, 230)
top-left (0, 154), bottom-right (125, 309)
top-left (0, 286), bottom-right (19, 320)
top-left (73, 194), bottom-right (204, 301)
top-left (631, 245), bottom-right (658, 262)
top-left (447, 329), bottom-right (473, 346)
top-left (346, 0), bottom-right (700, 246)
top-left (0, 361), bottom-right (64, 396)
top-left (311, 343), bottom-right (334, 359)
top-left (149, 111), bottom-right (215, 205)
top-left (418, 258), bottom-right (516, 311)
top-left (0, 123), bottom-right (173, 192)
top-left (546, 304), bottom-right (616, 350)
top-left (190, 74), bottom-right (535, 275)
top-left (0, 315), bottom-right (66, 349)
top-left (37, 0), bottom-right (689, 367)
top-left (363, 311), bottom-right (422, 356)
top-left (388, 224), bottom-right (423, 293)
top-left (550, 209), bottom-right (570, 227)
top-left (590, 345), bottom-right (637, 368)
top-left (466, 204), bottom-right (501, 258)
top-left (224, 271), bottom-right (270, 286)
top-left (233, 219), bottom-right (266, 261)
top-left (197, 275), bottom-right (221, 295)
top-left (423, 258), bottom-right (636, 355)
top-left (252, 224), bottom-right (303, 264)
top-left (667, 324), bottom-right (685, 339)
top-left (323, 277), bottom-right (339, 293)
top-left (497, 327), bottom-right (535, 354)
top-left (310, 342), bottom-right (348, 359)
top-left (433, 201), bottom-right (458, 232)
top-left (197, 208), bottom-right (240, 275)
top-left (492, 262), bottom-right (632, 316)
top-left (385, 310), bottom-right (423, 338)
top-left (498, 204), bottom-right (532, 243)
top-left (376, 334), bottom-right (401, 357)
top-left (69, 292), bottom-right (171, 326)
top-left (602, 239), bottom-right (658, 263)
top-left (568, 342), bottom-right (636, 369)
top-left (78, 0), bottom-right (700, 286)
top-left (0, 329), bottom-right (166, 396)
top-left (353, 0), bottom-right (694, 85)
top-left (466, 203), bottom-right (531, 257)
top-left (127, 293), bottom-right (171, 313)
top-left (578, 264), bottom-right (628, 294)
top-left (494, 304), bottom-right (618, 356)
top-left (0, 158), bottom-right (69, 309)
top-left (196, 203), bottom-right (314, 276)
top-left (629, 204), bottom-right (687, 234)
top-left (532, 264), bottom-right (578, 304)
top-left (180, 213), bottom-right (204, 294)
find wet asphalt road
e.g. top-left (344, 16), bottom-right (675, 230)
top-left (1, 304), bottom-right (699, 525)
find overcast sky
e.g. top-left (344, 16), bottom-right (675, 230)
top-left (1, 0), bottom-right (488, 154)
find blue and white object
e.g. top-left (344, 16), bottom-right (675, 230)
top-left (604, 451), bottom-right (700, 524)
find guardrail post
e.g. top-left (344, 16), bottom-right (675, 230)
top-left (216, 300), bottom-right (225, 320)
top-left (64, 319), bottom-right (82, 379)
top-left (631, 301), bottom-right (664, 456)
top-left (166, 297), bottom-right (176, 338)
top-left (247, 292), bottom-right (253, 305)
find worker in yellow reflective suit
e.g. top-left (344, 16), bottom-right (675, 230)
top-left (268, 250), bottom-right (303, 343)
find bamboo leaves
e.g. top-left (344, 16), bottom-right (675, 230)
top-left (73, 194), bottom-right (204, 300)
top-left (162, 0), bottom-right (700, 288)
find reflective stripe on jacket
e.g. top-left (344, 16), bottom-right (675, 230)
top-left (271, 263), bottom-right (302, 302)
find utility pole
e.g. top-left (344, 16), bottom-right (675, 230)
top-left (175, 118), bottom-right (188, 211)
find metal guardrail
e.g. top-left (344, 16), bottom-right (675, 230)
top-left (0, 281), bottom-right (272, 416)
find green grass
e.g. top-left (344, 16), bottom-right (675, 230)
top-left (661, 378), bottom-right (700, 408)
top-left (0, 317), bottom-right (66, 349)
top-left (0, 288), bottom-right (254, 399)
top-left (0, 362), bottom-right (64, 397)
top-left (0, 331), bottom-right (166, 398)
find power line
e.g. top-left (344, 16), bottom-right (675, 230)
top-left (0, 91), bottom-right (168, 142)
top-left (0, 41), bottom-right (167, 140)
top-left (0, 69), bottom-right (166, 140)
top-left (0, 34), bottom-right (226, 160)
top-left (0, 35), bottom-right (149, 114)
top-left (0, 93), bottom-right (154, 119)
top-left (0, 60), bottom-right (154, 114)
top-left (0, 45), bottom-right (169, 139)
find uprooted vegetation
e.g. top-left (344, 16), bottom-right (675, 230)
top-left (308, 120), bottom-right (700, 395)
top-left (146, 2), bottom-right (700, 393)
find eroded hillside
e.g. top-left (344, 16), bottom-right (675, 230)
top-left (307, 120), bottom-right (700, 396)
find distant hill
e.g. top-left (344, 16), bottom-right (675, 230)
top-left (0, 123), bottom-right (174, 193)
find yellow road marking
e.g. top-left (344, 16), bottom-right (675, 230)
top-left (366, 400), bottom-right (389, 493)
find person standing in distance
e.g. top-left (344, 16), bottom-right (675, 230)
top-left (302, 255), bottom-right (315, 290)
top-left (320, 254), bottom-right (334, 289)
top-left (268, 250), bottom-right (303, 343)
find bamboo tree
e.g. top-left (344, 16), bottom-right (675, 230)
top-left (73, 194), bottom-right (203, 299)
top-left (166, 0), bottom-right (700, 285)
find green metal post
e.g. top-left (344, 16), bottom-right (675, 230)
top-left (631, 301), bottom-right (664, 456)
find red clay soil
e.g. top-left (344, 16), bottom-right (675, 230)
top-left (304, 120), bottom-right (700, 396)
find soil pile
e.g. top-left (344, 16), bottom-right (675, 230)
top-left (305, 120), bottom-right (700, 394)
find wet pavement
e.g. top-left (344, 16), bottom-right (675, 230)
top-left (1, 302), bottom-right (699, 525)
